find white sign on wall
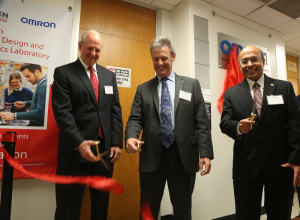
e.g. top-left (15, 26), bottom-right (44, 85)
top-left (107, 65), bottom-right (131, 88)
top-left (287, 61), bottom-right (297, 72)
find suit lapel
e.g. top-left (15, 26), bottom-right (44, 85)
top-left (174, 73), bottom-right (183, 114)
top-left (259, 74), bottom-right (276, 120)
top-left (96, 64), bottom-right (104, 110)
top-left (150, 77), bottom-right (159, 114)
top-left (237, 78), bottom-right (253, 112)
top-left (73, 59), bottom-right (98, 107)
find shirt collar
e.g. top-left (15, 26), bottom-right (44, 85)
top-left (37, 76), bottom-right (47, 86)
top-left (79, 57), bottom-right (97, 73)
top-left (157, 71), bottom-right (175, 82)
top-left (246, 74), bottom-right (264, 90)
top-left (14, 87), bottom-right (23, 91)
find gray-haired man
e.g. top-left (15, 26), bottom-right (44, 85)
top-left (125, 37), bottom-right (213, 219)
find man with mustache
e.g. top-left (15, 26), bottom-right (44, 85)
top-left (220, 45), bottom-right (300, 220)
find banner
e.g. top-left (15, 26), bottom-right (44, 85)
top-left (0, 0), bottom-right (73, 178)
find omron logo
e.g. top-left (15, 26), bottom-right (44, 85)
top-left (0, 11), bottom-right (9, 23)
top-left (21, 17), bottom-right (56, 28)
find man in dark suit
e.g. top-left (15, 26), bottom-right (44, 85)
top-left (220, 45), bottom-right (300, 220)
top-left (125, 37), bottom-right (213, 220)
top-left (52, 30), bottom-right (123, 220)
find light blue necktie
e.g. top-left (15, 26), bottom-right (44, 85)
top-left (160, 77), bottom-right (174, 148)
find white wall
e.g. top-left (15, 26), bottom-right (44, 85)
top-left (158, 0), bottom-right (286, 219)
top-left (172, 0), bottom-right (191, 78)
top-left (156, 9), bottom-right (172, 39)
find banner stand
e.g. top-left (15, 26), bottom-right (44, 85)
top-left (0, 132), bottom-right (17, 220)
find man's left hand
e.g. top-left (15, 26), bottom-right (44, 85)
top-left (0, 112), bottom-right (14, 121)
top-left (199, 157), bottom-right (211, 176)
top-left (282, 163), bottom-right (300, 186)
top-left (14, 101), bottom-right (25, 110)
top-left (110, 145), bottom-right (122, 163)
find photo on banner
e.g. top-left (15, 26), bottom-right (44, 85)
top-left (0, 60), bottom-right (48, 128)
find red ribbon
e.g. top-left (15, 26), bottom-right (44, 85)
top-left (141, 201), bottom-right (154, 220)
top-left (2, 148), bottom-right (124, 194)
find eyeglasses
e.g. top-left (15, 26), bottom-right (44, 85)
top-left (240, 57), bottom-right (262, 66)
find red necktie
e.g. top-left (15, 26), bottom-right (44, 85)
top-left (88, 66), bottom-right (104, 139)
top-left (253, 82), bottom-right (262, 116)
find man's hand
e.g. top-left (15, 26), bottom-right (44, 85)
top-left (0, 112), bottom-right (14, 121)
top-left (78, 140), bottom-right (99, 162)
top-left (126, 138), bottom-right (144, 154)
top-left (199, 157), bottom-right (211, 176)
top-left (110, 145), bottom-right (122, 163)
top-left (238, 115), bottom-right (257, 134)
top-left (282, 163), bottom-right (300, 186)
top-left (14, 101), bottom-right (25, 110)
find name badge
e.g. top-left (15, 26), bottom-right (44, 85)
top-left (179, 90), bottom-right (191, 101)
top-left (105, 86), bottom-right (113, 94)
top-left (267, 95), bottom-right (284, 105)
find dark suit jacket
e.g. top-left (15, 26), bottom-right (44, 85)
top-left (125, 73), bottom-right (213, 174)
top-left (52, 59), bottom-right (123, 163)
top-left (220, 74), bottom-right (300, 182)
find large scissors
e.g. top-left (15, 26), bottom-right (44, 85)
top-left (95, 141), bottom-right (109, 170)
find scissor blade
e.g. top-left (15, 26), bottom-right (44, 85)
top-left (96, 149), bottom-right (110, 170)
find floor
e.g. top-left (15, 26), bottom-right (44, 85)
top-left (261, 192), bottom-right (300, 220)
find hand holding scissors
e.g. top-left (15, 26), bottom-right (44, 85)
top-left (126, 138), bottom-right (144, 154)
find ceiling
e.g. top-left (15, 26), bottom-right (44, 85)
top-left (125, 0), bottom-right (300, 57)
top-left (125, 0), bottom-right (182, 11)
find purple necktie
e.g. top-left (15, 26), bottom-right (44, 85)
top-left (253, 82), bottom-right (262, 116)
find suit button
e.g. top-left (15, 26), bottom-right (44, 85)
top-left (258, 127), bottom-right (262, 131)
top-left (96, 128), bottom-right (99, 131)
top-left (259, 144), bottom-right (262, 148)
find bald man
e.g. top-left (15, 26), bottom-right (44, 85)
top-left (220, 45), bottom-right (300, 220)
top-left (52, 30), bottom-right (123, 220)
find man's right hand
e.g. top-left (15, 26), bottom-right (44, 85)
top-left (14, 101), bottom-right (25, 110)
top-left (238, 115), bottom-right (256, 134)
top-left (126, 138), bottom-right (144, 154)
top-left (78, 140), bottom-right (99, 162)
